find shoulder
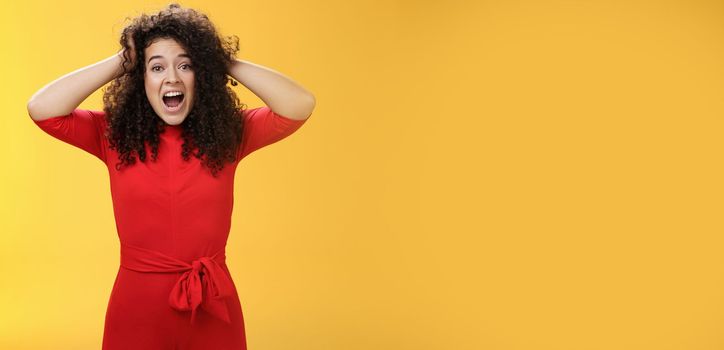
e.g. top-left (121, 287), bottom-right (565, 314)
top-left (240, 106), bottom-right (264, 119)
top-left (87, 109), bottom-right (110, 129)
top-left (87, 109), bottom-right (107, 121)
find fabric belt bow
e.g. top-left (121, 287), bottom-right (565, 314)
top-left (120, 242), bottom-right (235, 325)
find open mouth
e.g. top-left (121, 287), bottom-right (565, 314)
top-left (162, 93), bottom-right (185, 112)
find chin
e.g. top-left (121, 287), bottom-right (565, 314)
top-left (154, 111), bottom-right (185, 125)
top-left (154, 105), bottom-right (192, 124)
top-left (161, 116), bottom-right (187, 125)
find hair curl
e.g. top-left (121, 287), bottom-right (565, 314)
top-left (103, 3), bottom-right (245, 177)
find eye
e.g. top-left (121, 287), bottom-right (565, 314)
top-left (181, 63), bottom-right (192, 70)
top-left (151, 66), bottom-right (162, 72)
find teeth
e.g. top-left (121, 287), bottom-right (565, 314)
top-left (163, 91), bottom-right (183, 97)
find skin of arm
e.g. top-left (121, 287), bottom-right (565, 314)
top-left (226, 59), bottom-right (316, 121)
top-left (27, 49), bottom-right (129, 121)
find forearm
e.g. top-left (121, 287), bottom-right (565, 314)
top-left (28, 50), bottom-right (127, 121)
top-left (227, 59), bottom-right (315, 120)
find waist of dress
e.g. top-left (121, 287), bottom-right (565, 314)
top-left (119, 241), bottom-right (234, 325)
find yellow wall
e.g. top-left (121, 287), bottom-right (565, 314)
top-left (3, 0), bottom-right (724, 349)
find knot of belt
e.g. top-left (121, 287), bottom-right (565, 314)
top-left (120, 242), bottom-right (235, 325)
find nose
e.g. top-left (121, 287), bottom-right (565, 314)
top-left (166, 69), bottom-right (180, 84)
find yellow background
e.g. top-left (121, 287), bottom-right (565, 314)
top-left (2, 0), bottom-right (724, 349)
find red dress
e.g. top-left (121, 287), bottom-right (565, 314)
top-left (32, 107), bottom-right (309, 350)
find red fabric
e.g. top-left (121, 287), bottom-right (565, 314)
top-left (32, 107), bottom-right (309, 349)
top-left (120, 241), bottom-right (235, 325)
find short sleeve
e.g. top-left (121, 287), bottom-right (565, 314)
top-left (238, 106), bottom-right (310, 160)
top-left (31, 108), bottom-right (107, 163)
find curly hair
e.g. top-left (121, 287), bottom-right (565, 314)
top-left (103, 3), bottom-right (245, 177)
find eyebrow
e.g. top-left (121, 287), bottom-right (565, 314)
top-left (147, 53), bottom-right (191, 64)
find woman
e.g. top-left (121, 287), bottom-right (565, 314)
top-left (27, 3), bottom-right (315, 350)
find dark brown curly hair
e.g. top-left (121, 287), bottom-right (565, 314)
top-left (103, 3), bottom-right (246, 177)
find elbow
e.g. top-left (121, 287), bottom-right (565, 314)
top-left (27, 99), bottom-right (38, 121)
top-left (285, 94), bottom-right (316, 120)
top-left (304, 91), bottom-right (315, 104)
top-left (301, 93), bottom-right (316, 119)
top-left (27, 98), bottom-right (48, 122)
top-left (307, 93), bottom-right (316, 109)
top-left (273, 93), bottom-right (316, 120)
